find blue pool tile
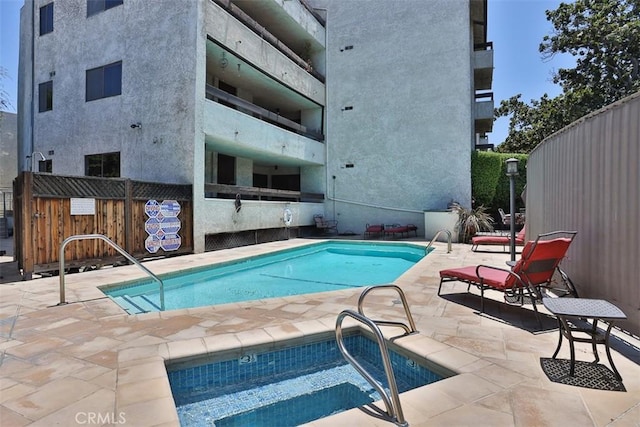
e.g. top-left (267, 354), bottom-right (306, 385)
top-left (168, 334), bottom-right (446, 426)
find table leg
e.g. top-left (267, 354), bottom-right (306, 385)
top-left (603, 322), bottom-right (623, 381)
top-left (558, 316), bottom-right (577, 376)
top-left (590, 319), bottom-right (600, 363)
top-left (552, 318), bottom-right (563, 359)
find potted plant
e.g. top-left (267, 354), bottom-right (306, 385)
top-left (450, 203), bottom-right (494, 243)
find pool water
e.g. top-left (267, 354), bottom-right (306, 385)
top-left (102, 241), bottom-right (428, 313)
top-left (167, 333), bottom-right (445, 426)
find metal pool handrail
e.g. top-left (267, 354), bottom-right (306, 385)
top-left (336, 309), bottom-right (408, 427)
top-left (426, 229), bottom-right (452, 253)
top-left (58, 234), bottom-right (165, 310)
top-left (357, 285), bottom-right (417, 335)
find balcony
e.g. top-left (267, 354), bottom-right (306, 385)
top-left (202, 99), bottom-right (325, 168)
top-left (474, 42), bottom-right (493, 91)
top-left (474, 92), bottom-right (494, 134)
top-left (206, 85), bottom-right (323, 141)
top-left (211, 0), bottom-right (325, 83)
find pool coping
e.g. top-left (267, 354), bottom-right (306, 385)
top-left (116, 316), bottom-right (477, 426)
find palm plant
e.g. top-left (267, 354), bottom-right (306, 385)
top-left (450, 203), bottom-right (495, 243)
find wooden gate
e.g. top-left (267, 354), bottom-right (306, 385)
top-left (13, 172), bottom-right (193, 279)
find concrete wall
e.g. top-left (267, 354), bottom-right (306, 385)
top-left (0, 112), bottom-right (17, 190)
top-left (198, 198), bottom-right (320, 234)
top-left (19, 0), bottom-right (198, 184)
top-left (527, 91), bottom-right (640, 335)
top-left (313, 0), bottom-right (474, 233)
top-left (201, 101), bottom-right (325, 167)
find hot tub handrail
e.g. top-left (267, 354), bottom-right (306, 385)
top-left (357, 285), bottom-right (417, 335)
top-left (426, 229), bottom-right (452, 253)
top-left (336, 309), bottom-right (408, 427)
top-left (58, 234), bottom-right (165, 310)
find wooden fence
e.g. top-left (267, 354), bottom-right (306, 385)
top-left (14, 172), bottom-right (193, 279)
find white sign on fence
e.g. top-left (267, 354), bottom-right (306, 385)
top-left (70, 198), bottom-right (96, 215)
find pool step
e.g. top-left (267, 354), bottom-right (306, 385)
top-left (111, 295), bottom-right (161, 314)
top-left (176, 364), bottom-right (377, 426)
top-left (214, 382), bottom-right (370, 427)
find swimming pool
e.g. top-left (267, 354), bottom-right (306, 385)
top-left (102, 241), bottom-right (429, 314)
top-left (167, 332), bottom-right (446, 426)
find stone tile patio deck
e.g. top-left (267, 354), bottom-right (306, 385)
top-left (0, 238), bottom-right (638, 426)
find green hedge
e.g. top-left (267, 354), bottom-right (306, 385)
top-left (471, 151), bottom-right (528, 220)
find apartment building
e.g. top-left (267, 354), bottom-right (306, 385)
top-left (18, 0), bottom-right (492, 252)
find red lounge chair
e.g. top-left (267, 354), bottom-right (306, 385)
top-left (438, 231), bottom-right (578, 324)
top-left (364, 224), bottom-right (384, 239)
top-left (384, 224), bottom-right (418, 238)
top-left (471, 226), bottom-right (526, 252)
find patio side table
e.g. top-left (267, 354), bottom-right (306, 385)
top-left (542, 297), bottom-right (627, 381)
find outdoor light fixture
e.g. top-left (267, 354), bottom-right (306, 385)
top-left (130, 122), bottom-right (142, 129)
top-left (27, 151), bottom-right (46, 172)
top-left (506, 158), bottom-right (519, 176)
top-left (505, 157), bottom-right (519, 262)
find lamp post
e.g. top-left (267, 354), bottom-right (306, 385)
top-left (506, 158), bottom-right (519, 262)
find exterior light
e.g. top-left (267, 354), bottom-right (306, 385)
top-left (505, 157), bottom-right (520, 262)
top-left (506, 157), bottom-right (519, 176)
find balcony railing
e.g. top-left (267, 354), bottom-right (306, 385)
top-left (205, 183), bottom-right (324, 203)
top-left (205, 85), bottom-right (324, 142)
top-left (475, 92), bottom-right (494, 102)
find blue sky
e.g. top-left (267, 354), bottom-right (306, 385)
top-left (0, 0), bottom-right (574, 145)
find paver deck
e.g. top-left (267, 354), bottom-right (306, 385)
top-left (1, 238), bottom-right (638, 426)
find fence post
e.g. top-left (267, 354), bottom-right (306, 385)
top-left (124, 179), bottom-right (133, 254)
top-left (22, 172), bottom-right (34, 280)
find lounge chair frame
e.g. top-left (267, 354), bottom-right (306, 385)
top-left (438, 231), bottom-right (578, 324)
top-left (471, 226), bottom-right (526, 252)
top-left (384, 224), bottom-right (418, 239)
top-left (364, 224), bottom-right (384, 239)
top-left (313, 214), bottom-right (338, 235)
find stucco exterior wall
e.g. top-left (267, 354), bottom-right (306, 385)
top-left (314, 0), bottom-right (473, 232)
top-left (20, 0), bottom-right (198, 184)
top-left (18, 0), bottom-right (480, 251)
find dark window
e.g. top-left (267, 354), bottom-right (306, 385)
top-left (253, 173), bottom-right (268, 188)
top-left (218, 81), bottom-right (237, 109)
top-left (38, 159), bottom-right (53, 173)
top-left (217, 154), bottom-right (236, 185)
top-left (272, 174), bottom-right (300, 191)
top-left (85, 152), bottom-right (120, 177)
top-left (87, 0), bottom-right (123, 17)
top-left (86, 61), bottom-right (122, 101)
top-left (38, 81), bottom-right (53, 112)
top-left (40, 3), bottom-right (54, 35)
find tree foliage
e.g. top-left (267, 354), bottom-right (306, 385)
top-left (497, 0), bottom-right (640, 153)
top-left (0, 67), bottom-right (11, 113)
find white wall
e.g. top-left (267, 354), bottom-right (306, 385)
top-left (313, 0), bottom-right (474, 233)
top-left (20, 0), bottom-right (198, 184)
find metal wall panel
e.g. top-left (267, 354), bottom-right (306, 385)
top-left (527, 92), bottom-right (640, 335)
